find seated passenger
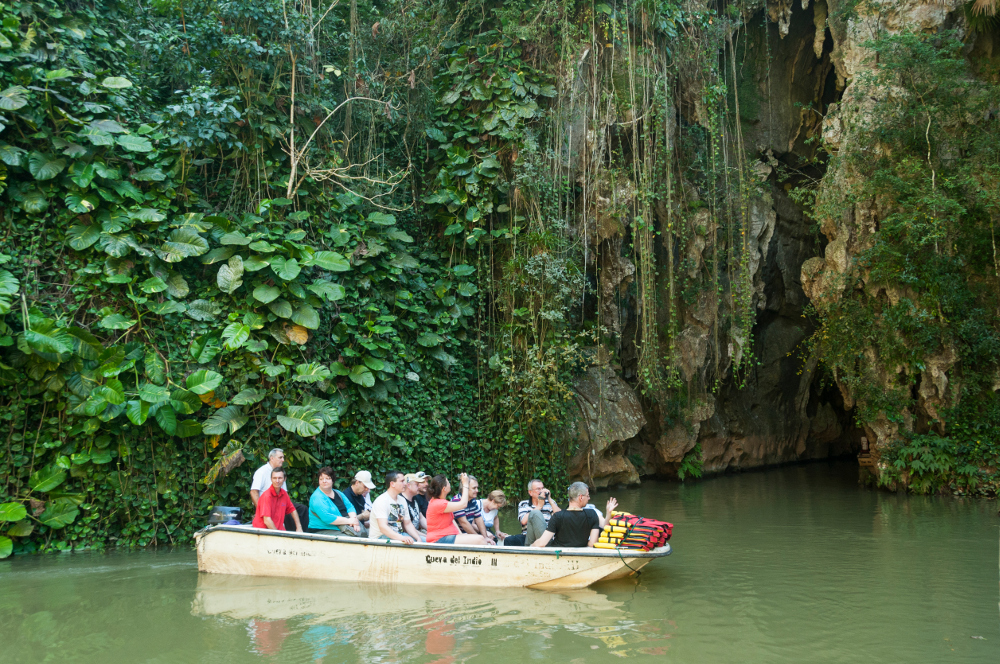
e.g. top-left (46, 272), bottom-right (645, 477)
top-left (425, 473), bottom-right (488, 545)
top-left (343, 470), bottom-right (375, 529)
top-left (453, 475), bottom-right (492, 542)
top-left (503, 478), bottom-right (560, 546)
top-left (531, 482), bottom-right (600, 548)
top-left (402, 473), bottom-right (428, 540)
top-left (252, 468), bottom-right (302, 532)
top-left (308, 466), bottom-right (366, 537)
top-left (368, 470), bottom-right (423, 544)
top-left (481, 490), bottom-right (508, 542)
top-left (413, 471), bottom-right (430, 516)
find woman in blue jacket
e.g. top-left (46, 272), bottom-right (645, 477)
top-left (308, 467), bottom-right (366, 537)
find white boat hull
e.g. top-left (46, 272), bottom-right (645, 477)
top-left (195, 525), bottom-right (670, 590)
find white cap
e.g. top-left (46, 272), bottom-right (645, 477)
top-left (354, 470), bottom-right (376, 490)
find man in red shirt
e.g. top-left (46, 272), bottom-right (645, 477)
top-left (252, 468), bottom-right (302, 532)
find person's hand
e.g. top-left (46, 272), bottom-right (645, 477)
top-left (606, 497), bottom-right (618, 514)
top-left (400, 535), bottom-right (415, 545)
top-left (295, 526), bottom-right (303, 533)
top-left (498, 530), bottom-right (509, 539)
top-left (346, 516), bottom-right (359, 528)
top-left (459, 472), bottom-right (469, 486)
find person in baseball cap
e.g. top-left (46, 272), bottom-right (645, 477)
top-left (407, 471), bottom-right (430, 517)
top-left (343, 470), bottom-right (376, 532)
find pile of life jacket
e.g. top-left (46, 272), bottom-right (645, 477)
top-left (593, 511), bottom-right (672, 551)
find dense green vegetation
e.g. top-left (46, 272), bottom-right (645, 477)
top-left (2, 0), bottom-right (995, 558)
top-left (807, 28), bottom-right (1000, 495)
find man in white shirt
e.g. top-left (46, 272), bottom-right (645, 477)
top-left (368, 470), bottom-right (422, 544)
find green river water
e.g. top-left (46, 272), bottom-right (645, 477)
top-left (2, 460), bottom-right (998, 663)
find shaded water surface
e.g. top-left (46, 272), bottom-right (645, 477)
top-left (2, 461), bottom-right (998, 663)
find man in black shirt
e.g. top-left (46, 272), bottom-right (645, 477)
top-left (412, 471), bottom-right (430, 516)
top-left (531, 481), bottom-right (601, 548)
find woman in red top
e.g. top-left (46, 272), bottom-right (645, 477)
top-left (426, 473), bottom-right (488, 545)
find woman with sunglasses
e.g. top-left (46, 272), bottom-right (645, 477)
top-left (425, 473), bottom-right (489, 545)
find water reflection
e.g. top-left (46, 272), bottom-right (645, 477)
top-left (193, 573), bottom-right (672, 661)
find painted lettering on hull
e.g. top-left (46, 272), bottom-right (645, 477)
top-left (425, 554), bottom-right (493, 567)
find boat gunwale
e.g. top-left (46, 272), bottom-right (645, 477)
top-left (199, 525), bottom-right (672, 559)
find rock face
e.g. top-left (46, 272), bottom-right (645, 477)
top-left (563, 1), bottom-right (902, 487)
top-left (566, 363), bottom-right (645, 487)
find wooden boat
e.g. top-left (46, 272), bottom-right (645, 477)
top-left (195, 524), bottom-right (671, 590)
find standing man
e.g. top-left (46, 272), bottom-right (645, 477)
top-left (504, 478), bottom-right (561, 546)
top-left (252, 468), bottom-right (303, 532)
top-left (343, 470), bottom-right (375, 529)
top-left (402, 473), bottom-right (428, 539)
top-left (249, 448), bottom-right (306, 530)
top-left (368, 470), bottom-right (422, 544)
top-left (250, 448), bottom-right (286, 505)
top-left (454, 475), bottom-right (493, 544)
top-left (531, 482), bottom-right (600, 548)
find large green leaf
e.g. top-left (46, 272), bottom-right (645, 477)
top-left (311, 251), bottom-right (351, 272)
top-left (186, 369), bottom-right (223, 395)
top-left (293, 362), bottom-right (331, 383)
top-left (416, 332), bottom-right (444, 347)
top-left (95, 378), bottom-right (126, 405)
top-left (0, 502), bottom-right (27, 522)
top-left (154, 403), bottom-right (177, 434)
top-left (175, 419), bottom-right (202, 438)
top-left (160, 228), bottom-right (209, 262)
top-left (217, 255), bottom-right (244, 294)
top-left (140, 277), bottom-right (168, 293)
top-left (277, 406), bottom-right (325, 437)
top-left (271, 257), bottom-right (301, 281)
top-left (303, 396), bottom-right (340, 425)
top-left (368, 212), bottom-right (397, 225)
top-left (0, 536), bottom-right (11, 559)
top-left (253, 285), bottom-right (281, 304)
top-left (170, 388), bottom-right (202, 415)
top-left (116, 134), bottom-right (153, 152)
top-left (202, 405), bottom-right (248, 436)
top-left (349, 364), bottom-right (375, 388)
top-left (23, 322), bottom-right (73, 358)
top-left (452, 264), bottom-right (476, 277)
top-left (65, 327), bottom-right (103, 361)
top-left (98, 313), bottom-right (137, 330)
top-left (101, 76), bottom-right (133, 89)
top-left (0, 143), bottom-right (27, 166)
top-left (138, 383), bottom-right (171, 403)
top-left (28, 152), bottom-right (66, 180)
top-left (165, 273), bottom-right (189, 298)
top-left (307, 281), bottom-right (345, 302)
top-left (39, 499), bottom-right (80, 529)
top-left (221, 323), bottom-right (250, 351)
top-left (67, 223), bottom-right (101, 250)
top-left (126, 399), bottom-right (150, 425)
top-left (190, 334), bottom-right (220, 363)
top-left (7, 520), bottom-right (33, 537)
top-left (232, 388), bottom-right (267, 405)
top-left (144, 350), bottom-right (167, 384)
top-left (185, 299), bottom-right (221, 321)
top-left (146, 300), bottom-right (186, 315)
top-left (29, 465), bottom-right (67, 493)
top-left (267, 298), bottom-right (293, 318)
top-left (291, 304), bottom-right (320, 329)
top-left (0, 86), bottom-right (28, 111)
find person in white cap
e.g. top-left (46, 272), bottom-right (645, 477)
top-left (343, 470), bottom-right (375, 529)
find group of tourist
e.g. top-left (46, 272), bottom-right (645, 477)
top-left (249, 448), bottom-right (619, 548)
